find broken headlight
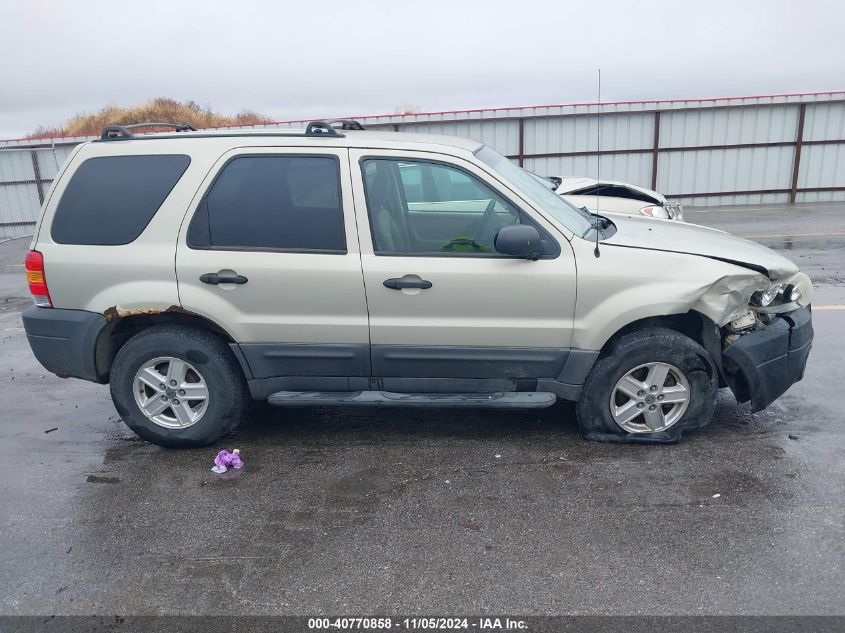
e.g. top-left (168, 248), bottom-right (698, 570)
top-left (750, 283), bottom-right (801, 308)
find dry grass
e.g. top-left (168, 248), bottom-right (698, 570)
top-left (28, 98), bottom-right (273, 138)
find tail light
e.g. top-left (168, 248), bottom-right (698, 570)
top-left (24, 250), bottom-right (52, 307)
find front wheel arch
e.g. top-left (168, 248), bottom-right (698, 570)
top-left (599, 310), bottom-right (707, 354)
top-left (596, 310), bottom-right (725, 383)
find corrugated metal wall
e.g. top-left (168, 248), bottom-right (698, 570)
top-left (0, 144), bottom-right (75, 240)
top-left (2, 91), bottom-right (844, 239)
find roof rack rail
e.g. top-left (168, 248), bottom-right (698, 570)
top-left (305, 119), bottom-right (366, 137)
top-left (326, 119), bottom-right (365, 130)
top-left (93, 119), bottom-right (366, 142)
top-left (99, 122), bottom-right (197, 140)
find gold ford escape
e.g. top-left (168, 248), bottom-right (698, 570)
top-left (22, 120), bottom-right (814, 447)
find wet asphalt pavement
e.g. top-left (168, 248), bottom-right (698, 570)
top-left (0, 203), bottom-right (842, 616)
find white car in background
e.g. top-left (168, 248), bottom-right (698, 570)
top-left (532, 174), bottom-right (684, 221)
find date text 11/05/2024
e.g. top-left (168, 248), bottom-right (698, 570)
top-left (307, 617), bottom-right (528, 630)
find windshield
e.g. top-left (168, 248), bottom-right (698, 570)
top-left (475, 145), bottom-right (593, 237)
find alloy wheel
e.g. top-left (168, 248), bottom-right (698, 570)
top-left (609, 362), bottom-right (690, 433)
top-left (133, 357), bottom-right (209, 429)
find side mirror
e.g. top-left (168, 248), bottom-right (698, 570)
top-left (494, 224), bottom-right (543, 260)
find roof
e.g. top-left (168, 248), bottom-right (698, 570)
top-left (88, 128), bottom-right (484, 153)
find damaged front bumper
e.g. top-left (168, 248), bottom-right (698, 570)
top-left (722, 306), bottom-right (813, 412)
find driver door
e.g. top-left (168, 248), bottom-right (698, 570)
top-left (348, 149), bottom-right (577, 379)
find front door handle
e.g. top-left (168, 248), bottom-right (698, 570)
top-left (383, 276), bottom-right (433, 290)
top-left (200, 272), bottom-right (248, 285)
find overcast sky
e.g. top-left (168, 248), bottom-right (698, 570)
top-left (1, 0), bottom-right (843, 138)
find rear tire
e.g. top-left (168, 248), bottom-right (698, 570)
top-left (576, 327), bottom-right (717, 444)
top-left (109, 325), bottom-right (247, 448)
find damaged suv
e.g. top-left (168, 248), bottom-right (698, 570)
top-left (22, 121), bottom-right (813, 447)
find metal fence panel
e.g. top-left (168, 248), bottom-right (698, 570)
top-left (395, 119), bottom-right (519, 156)
top-left (660, 145), bottom-right (795, 198)
top-left (796, 190), bottom-right (845, 203)
top-left (0, 181), bottom-right (41, 240)
top-left (0, 147), bottom-right (58, 240)
top-left (676, 192), bottom-right (790, 207)
top-left (34, 146), bottom-right (65, 180)
top-left (803, 102), bottom-right (845, 141)
top-left (798, 143), bottom-right (845, 189)
top-left (525, 153), bottom-right (652, 187)
top-left (0, 149), bottom-right (36, 180)
top-left (660, 105), bottom-right (799, 147)
top-left (524, 112), bottom-right (654, 154)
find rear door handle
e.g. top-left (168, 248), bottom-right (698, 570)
top-left (200, 272), bottom-right (248, 285)
top-left (383, 276), bottom-right (433, 290)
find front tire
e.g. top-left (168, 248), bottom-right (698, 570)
top-left (576, 327), bottom-right (717, 444)
top-left (109, 325), bottom-right (247, 448)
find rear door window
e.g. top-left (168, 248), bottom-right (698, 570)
top-left (188, 155), bottom-right (346, 252)
top-left (51, 155), bottom-right (190, 245)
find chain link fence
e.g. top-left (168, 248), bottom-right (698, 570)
top-left (0, 146), bottom-right (62, 241)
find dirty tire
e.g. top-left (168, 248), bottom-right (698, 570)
top-left (576, 327), bottom-right (717, 444)
top-left (110, 325), bottom-right (247, 448)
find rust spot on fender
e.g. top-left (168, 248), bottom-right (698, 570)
top-left (103, 305), bottom-right (189, 320)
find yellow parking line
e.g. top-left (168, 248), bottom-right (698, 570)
top-left (814, 305), bottom-right (845, 311)
top-left (740, 232), bottom-right (845, 239)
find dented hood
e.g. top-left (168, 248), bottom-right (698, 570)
top-left (604, 215), bottom-right (799, 280)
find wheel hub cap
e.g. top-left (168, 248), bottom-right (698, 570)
top-left (609, 362), bottom-right (690, 434)
top-left (133, 357), bottom-right (210, 429)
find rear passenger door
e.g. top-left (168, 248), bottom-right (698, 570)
top-left (176, 148), bottom-right (370, 380)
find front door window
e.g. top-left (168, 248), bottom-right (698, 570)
top-left (362, 158), bottom-right (522, 255)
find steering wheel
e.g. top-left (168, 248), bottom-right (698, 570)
top-left (473, 199), bottom-right (499, 245)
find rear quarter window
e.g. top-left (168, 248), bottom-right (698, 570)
top-left (51, 154), bottom-right (191, 245)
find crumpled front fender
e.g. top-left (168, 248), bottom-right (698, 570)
top-left (690, 274), bottom-right (771, 326)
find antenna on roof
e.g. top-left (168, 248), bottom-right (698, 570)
top-left (594, 68), bottom-right (602, 258)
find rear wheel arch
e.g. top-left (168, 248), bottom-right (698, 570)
top-left (94, 311), bottom-right (242, 382)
